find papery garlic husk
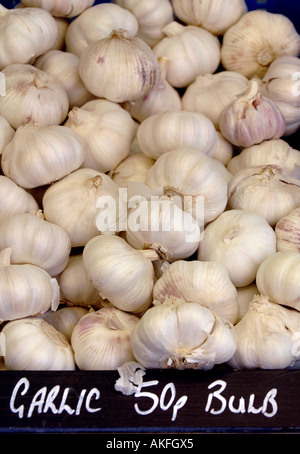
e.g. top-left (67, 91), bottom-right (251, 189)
top-left (153, 260), bottom-right (239, 324)
top-left (34, 50), bottom-right (95, 109)
top-left (58, 254), bottom-right (105, 309)
top-left (0, 115), bottom-right (14, 156)
top-left (21, 0), bottom-right (94, 18)
top-left (71, 306), bottom-right (139, 370)
top-left (109, 152), bottom-right (155, 189)
top-left (221, 10), bottom-right (300, 79)
top-left (260, 56), bottom-right (300, 136)
top-left (0, 175), bottom-right (39, 222)
top-left (256, 251), bottom-right (300, 311)
top-left (41, 306), bottom-right (89, 342)
top-left (121, 57), bottom-right (182, 123)
top-left (2, 317), bottom-right (75, 370)
top-left (227, 139), bottom-right (300, 180)
top-left (0, 5), bottom-right (58, 69)
top-left (197, 209), bottom-right (277, 287)
top-left (136, 110), bottom-right (218, 160)
top-left (219, 80), bottom-right (286, 148)
top-left (171, 0), bottom-right (247, 35)
top-left (42, 168), bottom-right (122, 247)
top-left (65, 99), bottom-right (137, 174)
top-left (0, 64), bottom-right (69, 130)
top-left (65, 3), bottom-right (139, 57)
top-left (213, 132), bottom-right (233, 166)
top-left (213, 159), bottom-right (233, 184)
top-left (227, 164), bottom-right (300, 227)
top-left (79, 29), bottom-right (160, 103)
top-left (82, 234), bottom-right (155, 315)
top-left (50, 17), bottom-right (69, 51)
top-left (182, 71), bottom-right (249, 130)
top-left (145, 147), bottom-right (228, 225)
top-left (275, 207), bottom-right (300, 253)
top-left (0, 247), bottom-right (60, 323)
top-left (2, 124), bottom-right (85, 189)
top-left (228, 294), bottom-right (300, 370)
top-left (131, 296), bottom-right (237, 370)
top-left (236, 283), bottom-right (258, 322)
top-left (0, 210), bottom-right (71, 277)
top-left (152, 21), bottom-right (221, 88)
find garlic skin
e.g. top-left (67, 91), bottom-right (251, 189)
top-left (2, 317), bottom-right (75, 371)
top-left (0, 64), bottom-right (69, 130)
top-left (213, 132), bottom-right (233, 166)
top-left (2, 124), bottom-right (85, 189)
top-left (275, 207), bottom-right (300, 253)
top-left (236, 283), bottom-right (258, 322)
top-left (221, 10), bottom-right (300, 79)
top-left (71, 306), bottom-right (139, 370)
top-left (228, 294), bottom-right (300, 370)
top-left (256, 251), bottom-right (300, 312)
top-left (0, 176), bottom-right (39, 222)
top-left (197, 209), bottom-right (277, 287)
top-left (171, 0), bottom-right (247, 35)
top-left (50, 17), bottom-right (68, 51)
top-left (0, 247), bottom-right (60, 323)
top-left (219, 80), bottom-right (286, 148)
top-left (131, 296), bottom-right (237, 370)
top-left (65, 3), bottom-right (139, 57)
top-left (152, 21), bottom-right (221, 88)
top-left (0, 5), bottom-right (58, 70)
top-left (42, 306), bottom-right (89, 342)
top-left (79, 29), bottom-right (160, 103)
top-left (153, 260), bottom-right (239, 324)
top-left (109, 153), bottom-right (155, 189)
top-left (20, 0), bottom-right (94, 18)
top-left (0, 115), bottom-right (14, 156)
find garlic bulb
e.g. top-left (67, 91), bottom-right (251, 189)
top-left (65, 3), bottom-right (139, 57)
top-left (0, 115), bottom-right (14, 155)
top-left (0, 64), bottom-right (69, 130)
top-left (34, 50), bottom-right (95, 109)
top-left (0, 176), bottom-right (39, 221)
top-left (0, 247), bottom-right (60, 323)
top-left (21, 0), bottom-right (94, 18)
top-left (236, 283), bottom-right (258, 322)
top-left (256, 251), bottom-right (300, 311)
top-left (0, 210), bottom-right (71, 277)
top-left (182, 71), bottom-right (249, 129)
top-left (65, 99), bottom-right (137, 173)
top-left (153, 260), bottom-right (239, 324)
top-left (152, 21), bottom-right (221, 88)
top-left (171, 0), bottom-right (247, 35)
top-left (2, 317), bottom-right (75, 371)
top-left (219, 80), bottom-right (286, 148)
top-left (221, 10), bottom-right (300, 79)
top-left (213, 132), bottom-right (233, 166)
top-left (50, 17), bottom-right (68, 51)
top-left (227, 139), bottom-right (300, 180)
top-left (136, 110), bottom-right (218, 160)
top-left (71, 306), bottom-right (139, 370)
top-left (79, 29), bottom-right (160, 103)
top-left (227, 165), bottom-right (300, 227)
top-left (42, 306), bottom-right (89, 342)
top-left (228, 294), bottom-right (300, 370)
top-left (82, 234), bottom-right (155, 315)
top-left (131, 296), bottom-right (237, 370)
top-left (42, 168), bottom-right (121, 247)
top-left (213, 159), bottom-right (233, 184)
top-left (275, 207), bottom-right (300, 253)
top-left (145, 147), bottom-right (228, 225)
top-left (197, 209), bottom-right (277, 287)
top-left (0, 5), bottom-right (58, 69)
top-left (109, 152), bottom-right (155, 189)
top-left (2, 124), bottom-right (84, 189)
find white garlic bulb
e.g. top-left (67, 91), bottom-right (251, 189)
top-left (71, 306), bottom-right (139, 370)
top-left (171, 0), bottom-right (247, 35)
top-left (79, 29), bottom-right (160, 103)
top-left (219, 80), bottom-right (286, 148)
top-left (213, 159), bottom-right (233, 184)
top-left (109, 152), bottom-right (155, 189)
top-left (82, 234), bottom-right (155, 315)
top-left (0, 247), bottom-right (60, 323)
top-left (182, 71), bottom-right (249, 129)
top-left (153, 260), bottom-right (239, 324)
top-left (152, 21), bottom-right (221, 88)
top-left (0, 5), bottom-right (58, 69)
top-left (65, 3), bottom-right (139, 57)
top-left (2, 124), bottom-right (85, 189)
top-left (275, 207), bottom-right (300, 253)
top-left (256, 251), bottom-right (300, 312)
top-left (65, 99), bottom-right (137, 174)
top-left (213, 132), bottom-right (233, 166)
top-left (197, 209), bottom-right (277, 287)
top-left (0, 64), bottom-right (69, 130)
top-left (228, 294), bottom-right (300, 370)
top-left (21, 0), bottom-right (94, 18)
top-left (2, 317), bottom-right (75, 371)
top-left (42, 306), bottom-right (89, 342)
top-left (50, 17), bottom-right (68, 51)
top-left (0, 175), bottom-right (39, 222)
top-left (131, 296), bottom-right (237, 370)
top-left (0, 115), bottom-right (14, 156)
top-left (236, 283), bottom-right (258, 322)
top-left (136, 110), bottom-right (218, 160)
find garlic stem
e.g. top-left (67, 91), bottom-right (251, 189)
top-left (138, 248), bottom-right (161, 261)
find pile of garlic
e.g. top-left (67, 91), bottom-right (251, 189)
top-left (0, 0), bottom-right (300, 373)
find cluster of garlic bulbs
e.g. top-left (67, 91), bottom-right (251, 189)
top-left (0, 0), bottom-right (299, 373)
